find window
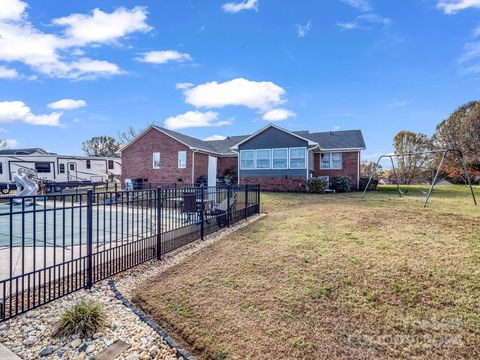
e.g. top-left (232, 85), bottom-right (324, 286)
top-left (35, 162), bottom-right (51, 173)
top-left (69, 163), bottom-right (75, 171)
top-left (108, 160), bottom-right (114, 170)
top-left (240, 150), bottom-right (254, 169)
top-left (320, 152), bottom-right (342, 169)
top-left (152, 152), bottom-right (160, 169)
top-left (178, 151), bottom-right (187, 169)
top-left (0, 162), bottom-right (2, 174)
top-left (272, 148), bottom-right (288, 169)
top-left (59, 164), bottom-right (65, 173)
top-left (289, 148), bottom-right (306, 169)
top-left (86, 160), bottom-right (91, 169)
top-left (256, 149), bottom-right (271, 169)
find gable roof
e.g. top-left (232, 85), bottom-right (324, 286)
top-left (120, 123), bottom-right (366, 156)
top-left (230, 123), bottom-right (318, 150)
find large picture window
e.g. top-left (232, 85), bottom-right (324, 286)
top-left (240, 150), bottom-right (254, 169)
top-left (272, 148), bottom-right (288, 169)
top-left (256, 149), bottom-right (271, 169)
top-left (320, 152), bottom-right (342, 169)
top-left (152, 152), bottom-right (160, 169)
top-left (289, 148), bottom-right (306, 169)
top-left (178, 151), bottom-right (187, 168)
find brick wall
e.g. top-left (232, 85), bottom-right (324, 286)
top-left (313, 151), bottom-right (360, 190)
top-left (193, 152), bottom-right (209, 184)
top-left (242, 176), bottom-right (307, 192)
top-left (121, 128), bottom-right (193, 185)
top-left (217, 156), bottom-right (238, 177)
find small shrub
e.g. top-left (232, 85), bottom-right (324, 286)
top-left (53, 301), bottom-right (105, 338)
top-left (307, 177), bottom-right (328, 193)
top-left (359, 177), bottom-right (378, 191)
top-left (331, 176), bottom-right (351, 192)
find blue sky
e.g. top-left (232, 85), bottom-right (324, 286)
top-left (0, 0), bottom-right (479, 160)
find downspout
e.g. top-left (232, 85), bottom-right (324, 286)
top-left (357, 151), bottom-right (360, 190)
top-left (231, 150), bottom-right (240, 185)
top-left (191, 149), bottom-right (198, 186)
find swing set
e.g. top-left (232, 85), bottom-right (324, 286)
top-left (361, 148), bottom-right (477, 207)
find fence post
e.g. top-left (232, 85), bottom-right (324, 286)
top-left (86, 190), bottom-right (93, 289)
top-left (244, 184), bottom-right (248, 219)
top-left (200, 185), bottom-right (205, 240)
top-left (227, 185), bottom-right (231, 227)
top-left (156, 187), bottom-right (162, 260)
top-left (257, 184), bottom-right (261, 214)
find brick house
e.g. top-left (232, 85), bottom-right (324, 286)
top-left (120, 124), bottom-right (366, 191)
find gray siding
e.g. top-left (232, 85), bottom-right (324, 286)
top-left (239, 127), bottom-right (307, 150)
top-left (239, 127), bottom-right (308, 180)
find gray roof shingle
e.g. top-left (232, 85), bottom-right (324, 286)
top-left (150, 126), bottom-right (365, 155)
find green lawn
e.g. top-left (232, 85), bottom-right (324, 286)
top-left (133, 186), bottom-right (480, 359)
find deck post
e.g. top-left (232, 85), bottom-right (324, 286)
top-left (86, 190), bottom-right (93, 289)
top-left (156, 187), bottom-right (162, 260)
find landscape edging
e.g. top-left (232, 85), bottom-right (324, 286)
top-left (107, 279), bottom-right (196, 360)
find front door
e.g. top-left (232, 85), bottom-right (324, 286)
top-left (67, 162), bottom-right (77, 181)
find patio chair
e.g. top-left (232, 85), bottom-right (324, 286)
top-left (182, 191), bottom-right (202, 223)
top-left (207, 193), bottom-right (237, 228)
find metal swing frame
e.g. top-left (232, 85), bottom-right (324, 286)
top-left (361, 148), bottom-right (477, 207)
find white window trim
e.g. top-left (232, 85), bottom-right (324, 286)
top-left (255, 148), bottom-right (272, 169)
top-left (240, 150), bottom-right (255, 170)
top-left (152, 152), bottom-right (160, 169)
top-left (272, 148), bottom-right (289, 169)
top-left (320, 151), bottom-right (343, 170)
top-left (178, 151), bottom-right (187, 169)
top-left (289, 147), bottom-right (307, 169)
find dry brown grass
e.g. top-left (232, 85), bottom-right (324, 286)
top-left (133, 186), bottom-right (480, 360)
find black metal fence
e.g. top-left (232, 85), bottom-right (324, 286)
top-left (0, 184), bottom-right (260, 322)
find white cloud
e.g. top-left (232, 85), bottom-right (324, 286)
top-left (338, 0), bottom-right (371, 12)
top-left (437, 0), bottom-right (480, 14)
top-left (0, 101), bottom-right (62, 126)
top-left (163, 111), bottom-right (232, 130)
top-left (0, 65), bottom-right (19, 79)
top-left (204, 135), bottom-right (227, 141)
top-left (222, 0), bottom-right (259, 13)
top-left (176, 82), bottom-right (194, 90)
top-left (182, 78), bottom-right (286, 111)
top-left (262, 108), bottom-right (296, 121)
top-left (53, 7), bottom-right (151, 46)
top-left (0, 5), bottom-right (149, 79)
top-left (388, 100), bottom-right (408, 107)
top-left (337, 22), bottom-right (363, 30)
top-left (137, 50), bottom-right (192, 64)
top-left (358, 13), bottom-right (392, 27)
top-left (0, 0), bottom-right (27, 21)
top-left (296, 20), bottom-right (312, 38)
top-left (48, 99), bottom-right (87, 110)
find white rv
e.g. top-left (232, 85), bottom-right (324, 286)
top-left (0, 148), bottom-right (121, 192)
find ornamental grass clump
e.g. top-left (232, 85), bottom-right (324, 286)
top-left (53, 300), bottom-right (105, 338)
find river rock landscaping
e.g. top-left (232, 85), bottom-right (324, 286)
top-left (0, 215), bottom-right (261, 359)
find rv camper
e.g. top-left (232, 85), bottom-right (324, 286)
top-left (0, 148), bottom-right (121, 193)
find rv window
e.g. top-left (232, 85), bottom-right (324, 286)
top-left (69, 163), bottom-right (75, 171)
top-left (35, 162), bottom-right (51, 173)
top-left (108, 160), bottom-right (114, 170)
top-left (0, 162), bottom-right (2, 174)
top-left (59, 164), bottom-right (65, 173)
top-left (86, 160), bottom-right (91, 169)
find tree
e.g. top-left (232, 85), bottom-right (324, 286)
top-left (117, 127), bottom-right (138, 146)
top-left (0, 139), bottom-right (8, 150)
top-left (361, 161), bottom-right (383, 178)
top-left (433, 101), bottom-right (480, 170)
top-left (393, 131), bottom-right (432, 184)
top-left (82, 136), bottom-right (121, 157)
